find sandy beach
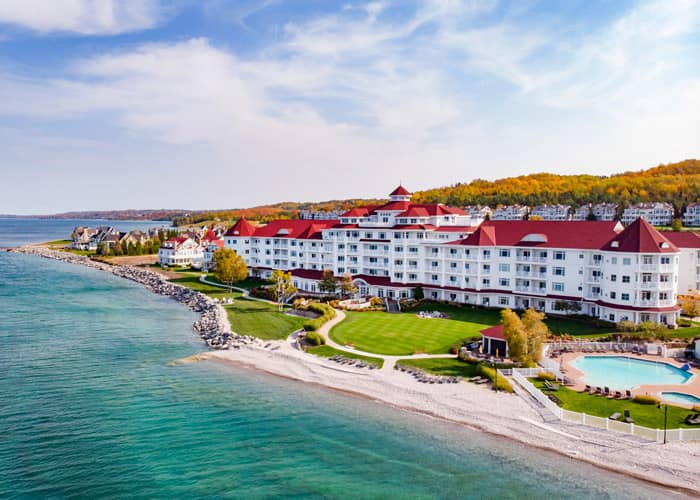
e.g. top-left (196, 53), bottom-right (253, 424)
top-left (203, 340), bottom-right (700, 495)
top-left (11, 245), bottom-right (700, 495)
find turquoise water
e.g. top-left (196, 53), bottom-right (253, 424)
top-left (0, 251), bottom-right (676, 498)
top-left (572, 356), bottom-right (693, 390)
top-left (661, 392), bottom-right (700, 406)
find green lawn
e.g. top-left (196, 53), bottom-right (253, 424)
top-left (531, 379), bottom-right (698, 429)
top-left (398, 357), bottom-right (479, 378)
top-left (330, 307), bottom-right (490, 355)
top-left (44, 239), bottom-right (72, 246)
top-left (204, 274), bottom-right (270, 291)
top-left (305, 345), bottom-right (384, 368)
top-left (329, 304), bottom-right (618, 355)
top-left (672, 323), bottom-right (700, 339)
top-left (170, 276), bottom-right (304, 340)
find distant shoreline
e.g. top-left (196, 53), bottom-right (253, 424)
top-left (7, 244), bottom-right (700, 495)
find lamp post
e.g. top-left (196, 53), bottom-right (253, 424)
top-left (657, 403), bottom-right (668, 444)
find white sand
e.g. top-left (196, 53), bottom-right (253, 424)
top-left (206, 341), bottom-right (700, 495)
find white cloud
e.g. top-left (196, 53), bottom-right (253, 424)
top-left (0, 0), bottom-right (161, 35)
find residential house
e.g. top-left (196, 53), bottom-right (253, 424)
top-left (621, 203), bottom-right (674, 226)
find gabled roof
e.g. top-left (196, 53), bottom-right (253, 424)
top-left (397, 206), bottom-right (430, 218)
top-left (165, 236), bottom-right (189, 244)
top-left (480, 325), bottom-right (505, 340)
top-left (601, 217), bottom-right (677, 253)
top-left (663, 231), bottom-right (700, 249)
top-left (453, 220), bottom-right (621, 249)
top-left (224, 218), bottom-right (256, 237)
top-left (390, 185), bottom-right (411, 196)
top-left (201, 229), bottom-right (218, 241)
top-left (340, 206), bottom-right (377, 218)
top-left (252, 219), bottom-right (338, 239)
top-left (376, 200), bottom-right (411, 212)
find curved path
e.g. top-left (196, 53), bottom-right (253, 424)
top-left (199, 275), bottom-right (458, 371)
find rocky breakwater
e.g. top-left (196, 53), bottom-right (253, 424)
top-left (10, 246), bottom-right (261, 351)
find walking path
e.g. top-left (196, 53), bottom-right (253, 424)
top-left (199, 275), bottom-right (459, 371)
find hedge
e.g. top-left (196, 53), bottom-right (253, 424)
top-left (632, 395), bottom-right (659, 405)
top-left (303, 302), bottom-right (336, 332)
top-left (477, 364), bottom-right (514, 393)
top-left (305, 331), bottom-right (326, 346)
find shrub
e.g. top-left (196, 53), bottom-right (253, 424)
top-left (303, 302), bottom-right (336, 331)
top-left (632, 395), bottom-right (659, 405)
top-left (476, 364), bottom-right (514, 393)
top-left (304, 331), bottom-right (325, 346)
top-left (677, 318), bottom-right (692, 327)
top-left (413, 286), bottom-right (424, 300)
top-left (537, 372), bottom-right (556, 382)
top-left (369, 297), bottom-right (383, 307)
top-left (693, 405), bottom-right (700, 413)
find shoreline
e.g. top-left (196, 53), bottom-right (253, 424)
top-left (8, 245), bottom-right (700, 495)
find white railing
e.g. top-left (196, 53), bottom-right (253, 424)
top-left (510, 369), bottom-right (700, 443)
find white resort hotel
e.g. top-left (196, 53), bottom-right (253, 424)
top-left (222, 186), bottom-right (699, 327)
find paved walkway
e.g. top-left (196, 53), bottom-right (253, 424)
top-left (199, 275), bottom-right (459, 371)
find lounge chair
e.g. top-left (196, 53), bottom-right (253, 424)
top-left (583, 384), bottom-right (592, 393)
top-left (623, 410), bottom-right (634, 424)
top-left (603, 387), bottom-right (611, 397)
top-left (609, 412), bottom-right (621, 420)
top-left (614, 391), bottom-right (623, 399)
top-left (468, 376), bottom-right (482, 382)
top-left (685, 413), bottom-right (700, 425)
top-left (548, 394), bottom-right (562, 404)
top-left (594, 386), bottom-right (603, 395)
top-left (544, 381), bottom-right (559, 391)
top-left (625, 390), bottom-right (632, 399)
top-left (475, 378), bottom-right (489, 384)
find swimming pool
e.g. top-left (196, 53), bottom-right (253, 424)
top-left (661, 392), bottom-right (700, 406)
top-left (571, 356), bottom-right (693, 390)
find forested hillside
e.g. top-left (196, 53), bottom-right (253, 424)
top-left (412, 159), bottom-right (699, 213)
top-left (172, 159), bottom-right (698, 225)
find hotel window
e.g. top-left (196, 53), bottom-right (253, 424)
top-left (450, 248), bottom-right (457, 255)
top-left (641, 291), bottom-right (651, 300)
top-left (499, 278), bottom-right (510, 287)
top-left (552, 282), bottom-right (564, 292)
top-left (499, 249), bottom-right (510, 257)
top-left (610, 274), bottom-right (617, 282)
top-left (464, 249), bottom-right (471, 256)
top-left (482, 278), bottom-right (490, 286)
top-left (394, 272), bottom-right (403, 279)
top-left (364, 232), bottom-right (373, 239)
top-left (554, 251), bottom-right (565, 260)
top-left (338, 267), bottom-right (345, 273)
top-left (611, 257), bottom-right (617, 264)
top-left (660, 292), bottom-right (669, 300)
top-left (350, 268), bottom-right (358, 274)
top-left (464, 263), bottom-right (470, 270)
top-left (499, 296), bottom-right (509, 305)
top-left (609, 314), bottom-right (615, 321)
top-left (499, 263), bottom-right (510, 272)
top-left (432, 274), bottom-right (439, 281)
top-left (432, 248), bottom-right (439, 254)
top-left (409, 247), bottom-right (418, 253)
top-left (483, 250), bottom-right (491, 258)
top-left (622, 275), bottom-right (630, 283)
top-left (409, 273), bottom-right (417, 280)
top-left (394, 259), bottom-right (403, 265)
top-left (394, 233), bottom-right (402, 239)
top-left (643, 255), bottom-right (653, 265)
top-left (610, 292), bottom-right (616, 299)
top-left (659, 274), bottom-right (669, 282)
top-left (553, 267), bottom-right (565, 276)
top-left (539, 251), bottom-right (548, 258)
top-left (432, 261), bottom-right (439, 267)
top-left (449, 276), bottom-right (457, 283)
top-left (337, 256), bottom-right (345, 262)
top-left (369, 257), bottom-right (377, 263)
top-left (661, 256), bottom-right (671, 264)
top-left (623, 257), bottom-right (631, 265)
top-left (382, 217), bottom-right (389, 223)
top-left (379, 233), bottom-right (386, 239)
top-left (337, 244), bottom-right (345, 250)
top-left (483, 264), bottom-right (491, 272)
top-left (465, 277), bottom-right (470, 284)
top-left (621, 293), bottom-right (630, 301)
top-left (450, 262), bottom-right (457, 269)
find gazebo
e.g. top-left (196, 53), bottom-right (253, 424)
top-left (480, 325), bottom-right (508, 358)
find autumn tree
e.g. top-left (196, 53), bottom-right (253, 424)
top-left (501, 309), bottom-right (527, 363)
top-left (339, 273), bottom-right (358, 297)
top-left (501, 308), bottom-right (549, 364)
top-left (317, 269), bottom-right (337, 296)
top-left (269, 270), bottom-right (296, 310)
top-left (679, 293), bottom-right (700, 317)
top-left (521, 308), bottom-right (549, 363)
top-left (671, 218), bottom-right (683, 231)
top-left (213, 248), bottom-right (248, 292)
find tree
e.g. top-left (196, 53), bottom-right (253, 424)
top-left (679, 293), bottom-right (700, 317)
top-left (213, 248), bottom-right (248, 292)
top-left (671, 218), bottom-right (683, 231)
top-left (317, 269), bottom-right (337, 296)
top-left (501, 309), bottom-right (527, 363)
top-left (269, 270), bottom-right (297, 311)
top-left (521, 308), bottom-right (549, 363)
top-left (339, 273), bottom-right (358, 297)
top-left (413, 286), bottom-right (424, 300)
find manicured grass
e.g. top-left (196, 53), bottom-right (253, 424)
top-left (204, 274), bottom-right (270, 291)
top-left (398, 357), bottom-right (478, 378)
top-left (330, 303), bottom-right (617, 355)
top-left (306, 345), bottom-right (384, 368)
top-left (170, 276), bottom-right (304, 340)
top-left (671, 323), bottom-right (700, 339)
top-left (330, 307), bottom-right (490, 355)
top-left (531, 379), bottom-right (698, 429)
top-left (44, 239), bottom-right (72, 246)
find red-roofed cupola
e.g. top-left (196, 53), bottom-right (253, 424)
top-left (389, 185), bottom-right (412, 202)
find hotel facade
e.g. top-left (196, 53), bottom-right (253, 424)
top-left (224, 187), bottom-right (698, 327)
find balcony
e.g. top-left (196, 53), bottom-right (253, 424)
top-left (516, 255), bottom-right (548, 263)
top-left (516, 271), bottom-right (547, 279)
top-left (588, 258), bottom-right (603, 267)
top-left (586, 276), bottom-right (602, 283)
top-left (514, 286), bottom-right (547, 295)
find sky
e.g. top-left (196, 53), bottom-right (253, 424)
top-left (0, 0), bottom-right (698, 214)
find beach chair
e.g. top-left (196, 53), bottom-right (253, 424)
top-left (623, 410), bottom-right (634, 424)
top-left (603, 387), bottom-right (611, 397)
top-left (614, 391), bottom-right (623, 399)
top-left (685, 413), bottom-right (700, 425)
top-left (594, 386), bottom-right (603, 395)
top-left (544, 381), bottom-right (559, 391)
top-left (475, 378), bottom-right (489, 384)
top-left (625, 390), bottom-right (632, 399)
top-left (609, 412), bottom-right (621, 420)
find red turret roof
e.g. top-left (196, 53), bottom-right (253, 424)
top-left (224, 218), bottom-right (256, 237)
top-left (390, 185), bottom-right (411, 196)
top-left (601, 218), bottom-right (677, 253)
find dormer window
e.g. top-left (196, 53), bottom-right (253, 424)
top-left (611, 241), bottom-right (620, 248)
top-left (660, 242), bottom-right (669, 248)
top-left (520, 233), bottom-right (548, 243)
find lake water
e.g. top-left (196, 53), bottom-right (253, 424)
top-left (0, 221), bottom-right (677, 498)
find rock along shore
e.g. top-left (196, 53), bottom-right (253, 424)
top-left (9, 246), bottom-right (261, 351)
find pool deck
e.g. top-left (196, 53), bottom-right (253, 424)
top-left (555, 352), bottom-right (700, 408)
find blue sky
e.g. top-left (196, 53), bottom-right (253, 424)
top-left (0, 0), bottom-right (698, 214)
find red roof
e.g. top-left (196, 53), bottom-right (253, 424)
top-left (376, 201), bottom-right (411, 212)
top-left (396, 203), bottom-right (466, 217)
top-left (601, 218), bottom-right (677, 253)
top-left (454, 220), bottom-right (621, 249)
top-left (165, 236), bottom-right (188, 244)
top-left (663, 231), bottom-right (700, 249)
top-left (397, 206), bottom-right (430, 217)
top-left (253, 219), bottom-right (338, 239)
top-left (340, 206), bottom-right (377, 218)
top-left (290, 269), bottom-right (325, 280)
top-left (224, 218), bottom-right (256, 237)
top-left (202, 229), bottom-right (218, 241)
top-left (390, 185), bottom-right (411, 196)
top-left (480, 325), bottom-right (505, 340)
